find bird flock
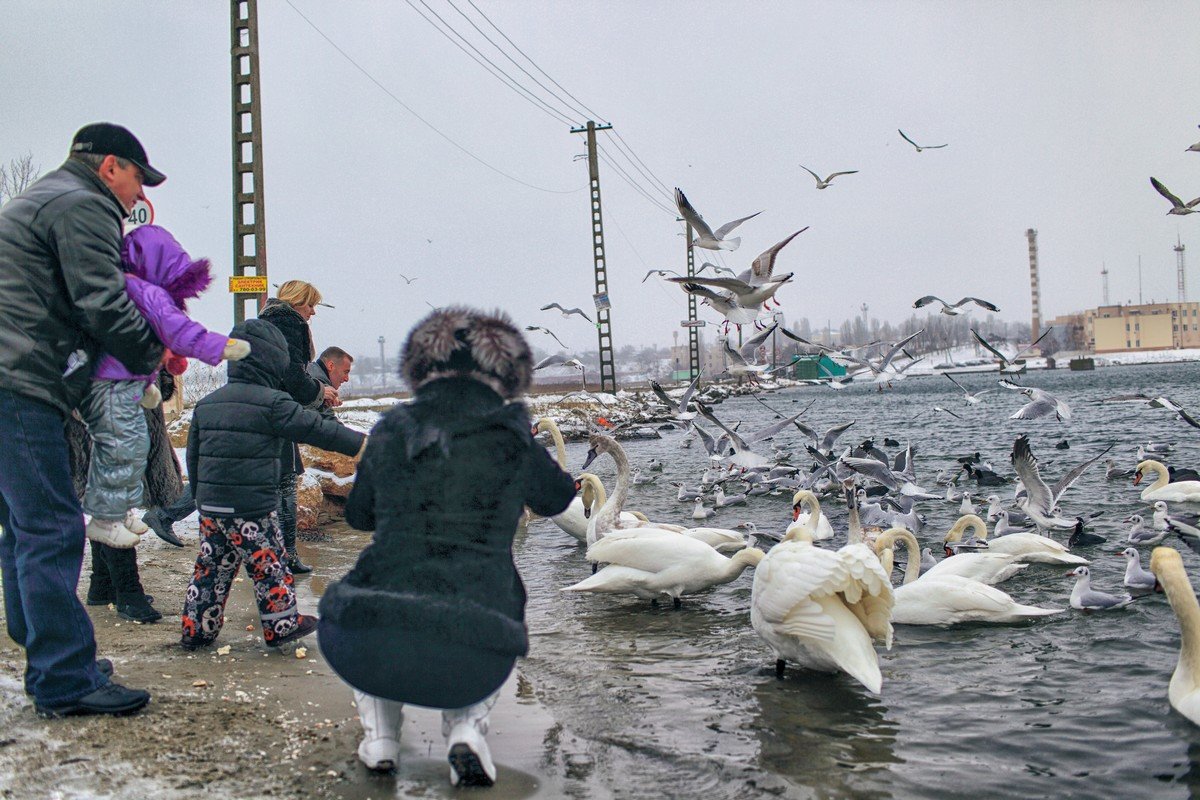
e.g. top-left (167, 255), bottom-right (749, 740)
top-left (529, 347), bottom-right (1200, 728)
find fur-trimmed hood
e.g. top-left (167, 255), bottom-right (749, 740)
top-left (121, 224), bottom-right (212, 309)
top-left (400, 306), bottom-right (532, 399)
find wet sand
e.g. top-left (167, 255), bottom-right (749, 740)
top-left (0, 524), bottom-right (585, 800)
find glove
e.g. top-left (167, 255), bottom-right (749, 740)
top-left (139, 382), bottom-right (163, 409)
top-left (165, 353), bottom-right (189, 376)
top-left (223, 338), bottom-right (251, 361)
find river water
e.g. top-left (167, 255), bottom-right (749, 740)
top-left (316, 361), bottom-right (1200, 799)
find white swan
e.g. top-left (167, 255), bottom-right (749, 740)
top-left (890, 528), bottom-right (1028, 586)
top-left (533, 417), bottom-right (596, 540)
top-left (944, 514), bottom-right (1088, 566)
top-left (789, 489), bottom-right (834, 541)
top-left (1135, 460), bottom-right (1200, 503)
top-left (563, 529), bottom-right (764, 607)
top-left (1150, 547), bottom-right (1200, 726)
top-left (874, 528), bottom-right (1061, 625)
top-left (750, 516), bottom-right (894, 694)
top-left (576, 434), bottom-right (657, 547)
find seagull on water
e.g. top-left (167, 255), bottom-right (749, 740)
top-left (1067, 566), bottom-right (1133, 611)
top-left (799, 165), bottom-right (858, 190)
top-left (674, 188), bottom-right (762, 251)
top-left (1151, 177), bottom-right (1200, 216)
top-left (913, 296), bottom-right (999, 315)
top-left (540, 303), bottom-right (593, 323)
top-left (898, 129), bottom-right (948, 152)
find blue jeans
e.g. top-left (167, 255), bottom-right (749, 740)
top-left (0, 389), bottom-right (106, 706)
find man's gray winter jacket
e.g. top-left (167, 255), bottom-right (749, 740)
top-left (0, 160), bottom-right (162, 413)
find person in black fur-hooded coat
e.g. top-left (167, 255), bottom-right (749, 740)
top-left (318, 306), bottom-right (575, 787)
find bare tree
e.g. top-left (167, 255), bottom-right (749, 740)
top-left (0, 153), bottom-right (40, 205)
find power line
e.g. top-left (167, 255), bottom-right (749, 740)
top-left (600, 133), bottom-right (674, 205)
top-left (444, 0), bottom-right (587, 124)
top-left (404, 0), bottom-right (576, 126)
top-left (283, 0), bottom-right (584, 194)
top-left (597, 146), bottom-right (676, 216)
top-left (465, 0), bottom-right (607, 123)
top-left (609, 130), bottom-right (673, 197)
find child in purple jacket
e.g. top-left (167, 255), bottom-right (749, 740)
top-left (81, 225), bottom-right (247, 622)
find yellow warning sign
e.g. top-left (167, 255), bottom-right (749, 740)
top-left (229, 276), bottom-right (268, 294)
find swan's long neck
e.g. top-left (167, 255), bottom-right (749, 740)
top-left (721, 548), bottom-right (765, 581)
top-left (1157, 554), bottom-right (1200, 688)
top-left (845, 486), bottom-right (865, 545)
top-left (1151, 461), bottom-right (1171, 492)
top-left (593, 443), bottom-right (630, 536)
top-left (543, 420), bottom-right (568, 468)
top-left (893, 531), bottom-right (922, 584)
top-left (578, 473), bottom-right (608, 512)
top-left (804, 495), bottom-right (823, 527)
top-left (948, 514), bottom-right (989, 543)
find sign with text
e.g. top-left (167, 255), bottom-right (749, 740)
top-left (123, 198), bottom-right (154, 234)
top-left (229, 275), bottom-right (268, 294)
top-left (592, 292), bottom-right (611, 311)
top-left (680, 320), bottom-right (707, 328)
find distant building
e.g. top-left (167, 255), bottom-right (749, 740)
top-left (1047, 301), bottom-right (1200, 353)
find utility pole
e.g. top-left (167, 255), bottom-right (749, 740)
top-left (1101, 262), bottom-right (1109, 305)
top-left (684, 223), bottom-right (700, 382)
top-left (230, 0), bottom-right (269, 324)
top-left (1177, 236), bottom-right (1187, 302)
top-left (570, 121), bottom-right (616, 393)
top-left (377, 336), bottom-right (386, 388)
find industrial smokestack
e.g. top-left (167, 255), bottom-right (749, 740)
top-left (1026, 229), bottom-right (1040, 344)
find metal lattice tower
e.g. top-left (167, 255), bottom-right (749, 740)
top-left (686, 225), bottom-right (700, 380)
top-left (1101, 263), bottom-right (1109, 305)
top-left (231, 0), bottom-right (268, 324)
top-left (1177, 236), bottom-right (1187, 302)
top-left (1026, 229), bottom-right (1040, 342)
top-left (571, 121), bottom-right (616, 393)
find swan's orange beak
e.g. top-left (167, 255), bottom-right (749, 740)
top-left (1133, 470), bottom-right (1143, 486)
top-left (574, 479), bottom-right (582, 492)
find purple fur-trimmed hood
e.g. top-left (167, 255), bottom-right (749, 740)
top-left (121, 224), bottom-right (212, 308)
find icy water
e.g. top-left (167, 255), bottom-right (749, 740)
top-left (315, 362), bottom-right (1200, 799)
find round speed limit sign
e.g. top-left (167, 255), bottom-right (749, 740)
top-left (124, 198), bottom-right (155, 233)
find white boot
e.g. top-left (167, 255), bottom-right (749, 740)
top-left (354, 690), bottom-right (403, 772)
top-left (124, 510), bottom-right (149, 535)
top-left (85, 517), bottom-right (139, 548)
top-left (442, 692), bottom-right (498, 787)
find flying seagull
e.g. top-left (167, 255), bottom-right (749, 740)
top-left (1149, 396), bottom-right (1200, 430)
top-left (943, 372), bottom-right (994, 405)
top-left (649, 372), bottom-right (703, 422)
top-left (696, 262), bottom-right (738, 278)
top-left (533, 355), bottom-right (587, 389)
top-left (799, 165), bottom-right (858, 190)
top-left (913, 296), bottom-right (999, 315)
top-left (971, 327), bottom-right (1054, 374)
top-left (674, 188), bottom-right (762, 251)
top-left (1150, 177), bottom-right (1200, 216)
top-left (1011, 435), bottom-right (1113, 530)
top-left (738, 228), bottom-right (808, 288)
top-left (999, 379), bottom-right (1072, 421)
top-left (642, 269), bottom-right (683, 283)
top-left (525, 325), bottom-right (567, 349)
top-left (898, 129), bottom-right (948, 152)
top-left (1188, 126), bottom-right (1200, 153)
top-left (540, 303), bottom-right (593, 323)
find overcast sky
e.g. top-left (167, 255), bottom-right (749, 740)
top-left (4, 1), bottom-right (1200, 361)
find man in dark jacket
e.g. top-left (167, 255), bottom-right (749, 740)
top-left (182, 319), bottom-right (365, 650)
top-left (306, 346), bottom-right (353, 420)
top-left (0, 123), bottom-right (165, 717)
top-left (318, 307), bottom-right (575, 786)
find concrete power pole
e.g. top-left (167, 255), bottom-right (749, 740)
top-left (1101, 263), bottom-right (1109, 305)
top-left (230, 0), bottom-right (269, 324)
top-left (570, 121), bottom-right (616, 393)
top-left (685, 223), bottom-right (700, 382)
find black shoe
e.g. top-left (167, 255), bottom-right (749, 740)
top-left (179, 637), bottom-right (214, 652)
top-left (36, 681), bottom-right (150, 718)
top-left (117, 597), bottom-right (163, 624)
top-left (142, 509), bottom-right (184, 547)
top-left (97, 658), bottom-right (113, 678)
top-left (266, 614), bottom-right (318, 648)
top-left (86, 588), bottom-right (115, 607)
top-left (286, 555), bottom-right (313, 575)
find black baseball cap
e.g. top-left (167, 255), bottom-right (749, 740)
top-left (70, 122), bottom-right (166, 187)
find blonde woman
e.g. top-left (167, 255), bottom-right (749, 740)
top-left (258, 280), bottom-right (335, 574)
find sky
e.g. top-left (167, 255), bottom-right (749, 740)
top-left (4, 1), bottom-right (1200, 363)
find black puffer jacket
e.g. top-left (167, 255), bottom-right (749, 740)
top-left (186, 319), bottom-right (364, 518)
top-left (0, 160), bottom-right (163, 413)
top-left (321, 377), bottom-right (575, 660)
top-left (258, 298), bottom-right (321, 406)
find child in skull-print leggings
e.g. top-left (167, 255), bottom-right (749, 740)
top-left (181, 512), bottom-right (304, 646)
